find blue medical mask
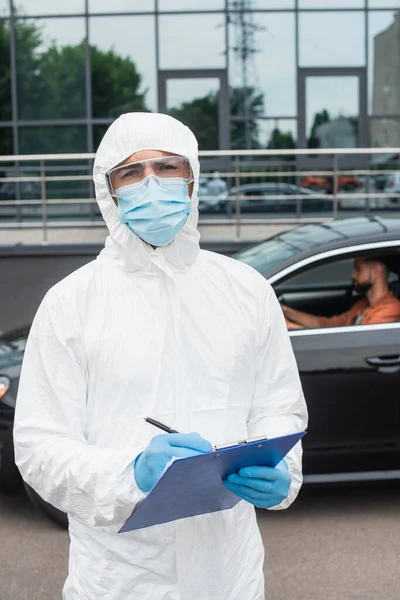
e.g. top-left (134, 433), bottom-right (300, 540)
top-left (116, 175), bottom-right (192, 247)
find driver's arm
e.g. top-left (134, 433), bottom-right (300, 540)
top-left (281, 305), bottom-right (324, 329)
top-left (285, 317), bottom-right (304, 330)
top-left (282, 303), bottom-right (359, 329)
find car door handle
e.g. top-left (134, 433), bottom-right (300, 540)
top-left (365, 355), bottom-right (400, 374)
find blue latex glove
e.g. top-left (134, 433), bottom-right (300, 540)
top-left (223, 460), bottom-right (291, 509)
top-left (134, 432), bottom-right (212, 492)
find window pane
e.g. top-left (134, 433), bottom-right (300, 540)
top-left (299, 12), bottom-right (365, 66)
top-left (231, 119), bottom-right (297, 149)
top-left (300, 0), bottom-right (364, 7)
top-left (250, 1), bottom-right (294, 7)
top-left (368, 0), bottom-right (400, 7)
top-left (18, 0), bottom-right (84, 14)
top-left (88, 0), bottom-right (155, 11)
top-left (166, 78), bottom-right (220, 150)
top-left (0, 128), bottom-right (13, 155)
top-left (370, 118), bottom-right (400, 147)
top-left (0, 1), bottom-right (9, 16)
top-left (306, 77), bottom-right (359, 148)
top-left (16, 18), bottom-right (86, 119)
top-left (19, 126), bottom-right (88, 153)
top-left (369, 11), bottom-right (400, 115)
top-left (158, 0), bottom-right (224, 9)
top-left (159, 14), bottom-right (225, 69)
top-left (0, 19), bottom-right (12, 120)
top-left (279, 259), bottom-right (354, 289)
top-left (229, 13), bottom-right (296, 117)
top-left (90, 16), bottom-right (156, 114)
top-left (93, 124), bottom-right (110, 151)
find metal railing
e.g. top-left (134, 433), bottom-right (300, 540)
top-left (0, 147), bottom-right (399, 242)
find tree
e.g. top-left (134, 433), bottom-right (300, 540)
top-left (267, 128), bottom-right (296, 150)
top-left (170, 93), bottom-right (219, 150)
top-left (230, 86), bottom-right (264, 150)
top-left (170, 85), bottom-right (264, 150)
top-left (0, 18), bottom-right (149, 154)
top-left (0, 18), bottom-right (43, 153)
top-left (91, 46), bottom-right (148, 120)
top-left (308, 109), bottom-right (330, 148)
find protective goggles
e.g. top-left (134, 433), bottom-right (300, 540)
top-left (106, 155), bottom-right (194, 196)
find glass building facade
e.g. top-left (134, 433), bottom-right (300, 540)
top-left (1, 0), bottom-right (400, 157)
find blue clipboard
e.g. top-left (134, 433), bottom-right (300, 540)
top-left (119, 431), bottom-right (306, 533)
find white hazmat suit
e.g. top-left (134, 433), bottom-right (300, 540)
top-left (14, 113), bottom-right (308, 600)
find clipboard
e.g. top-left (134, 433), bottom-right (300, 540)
top-left (119, 431), bottom-right (306, 533)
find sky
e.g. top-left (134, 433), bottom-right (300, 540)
top-left (4, 1), bottom-right (400, 141)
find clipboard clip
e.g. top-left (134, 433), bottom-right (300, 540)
top-left (212, 436), bottom-right (268, 451)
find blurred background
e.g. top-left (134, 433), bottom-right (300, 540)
top-left (1, 4), bottom-right (400, 599)
top-left (0, 0), bottom-right (399, 230)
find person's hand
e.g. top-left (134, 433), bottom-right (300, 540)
top-left (285, 317), bottom-right (302, 330)
top-left (223, 460), bottom-right (291, 509)
top-left (134, 432), bottom-right (212, 492)
top-left (280, 303), bottom-right (289, 315)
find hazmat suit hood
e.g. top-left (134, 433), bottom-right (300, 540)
top-left (93, 112), bottom-right (200, 275)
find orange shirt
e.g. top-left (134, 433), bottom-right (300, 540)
top-left (316, 291), bottom-right (400, 328)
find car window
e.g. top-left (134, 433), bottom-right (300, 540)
top-left (244, 189), bottom-right (265, 197)
top-left (277, 253), bottom-right (400, 331)
top-left (277, 259), bottom-right (354, 290)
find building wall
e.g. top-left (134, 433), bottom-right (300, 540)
top-left (371, 12), bottom-right (400, 147)
top-left (0, 1), bottom-right (400, 155)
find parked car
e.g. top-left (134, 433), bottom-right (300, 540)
top-left (0, 171), bottom-right (40, 201)
top-left (301, 174), bottom-right (362, 193)
top-left (383, 172), bottom-right (400, 206)
top-left (1, 217), bottom-right (400, 527)
top-left (224, 182), bottom-right (333, 215)
top-left (0, 326), bottom-right (68, 527)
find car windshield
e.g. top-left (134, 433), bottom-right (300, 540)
top-left (0, 331), bottom-right (28, 355)
top-left (235, 238), bottom-right (298, 273)
top-left (234, 224), bottom-right (344, 273)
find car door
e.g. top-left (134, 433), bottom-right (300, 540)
top-left (241, 188), bottom-right (265, 212)
top-left (271, 244), bottom-right (400, 479)
top-left (290, 323), bottom-right (400, 477)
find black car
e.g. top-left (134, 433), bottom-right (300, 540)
top-left (225, 182), bottom-right (333, 215)
top-left (236, 216), bottom-right (400, 482)
top-left (1, 217), bottom-right (400, 526)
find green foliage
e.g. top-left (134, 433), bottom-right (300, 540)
top-left (170, 86), bottom-right (265, 150)
top-left (267, 128), bottom-right (295, 150)
top-left (0, 18), bottom-right (149, 154)
top-left (308, 109), bottom-right (331, 148)
top-left (230, 86), bottom-right (264, 150)
top-left (91, 46), bottom-right (148, 119)
top-left (0, 19), bottom-right (12, 121)
top-left (170, 93), bottom-right (219, 150)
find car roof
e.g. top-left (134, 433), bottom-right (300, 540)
top-left (243, 217), bottom-right (400, 277)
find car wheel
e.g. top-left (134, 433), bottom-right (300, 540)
top-left (0, 430), bottom-right (23, 495)
top-left (23, 482), bottom-right (68, 529)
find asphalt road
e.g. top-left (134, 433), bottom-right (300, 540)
top-left (1, 483), bottom-right (399, 600)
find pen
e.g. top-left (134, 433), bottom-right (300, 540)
top-left (144, 417), bottom-right (179, 434)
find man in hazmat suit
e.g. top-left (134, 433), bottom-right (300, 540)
top-left (13, 113), bottom-right (308, 600)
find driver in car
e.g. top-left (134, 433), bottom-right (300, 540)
top-left (282, 256), bottom-right (400, 330)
